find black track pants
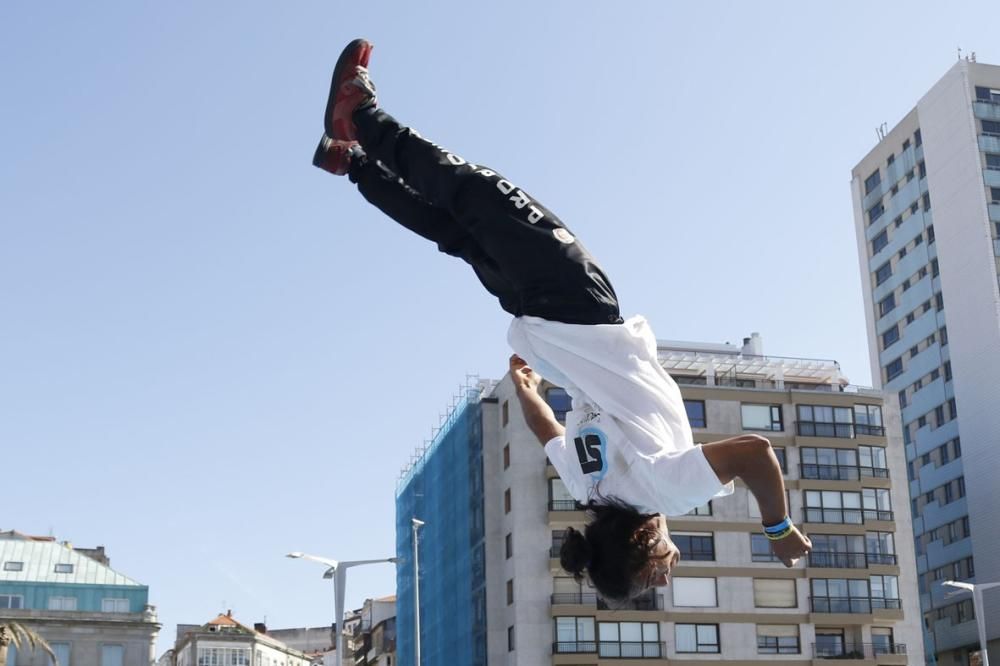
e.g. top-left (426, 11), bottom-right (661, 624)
top-left (351, 107), bottom-right (622, 326)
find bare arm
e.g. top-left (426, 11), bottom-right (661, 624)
top-left (702, 434), bottom-right (812, 566)
top-left (509, 354), bottom-right (565, 446)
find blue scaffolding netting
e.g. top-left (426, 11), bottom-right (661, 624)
top-left (395, 384), bottom-right (488, 666)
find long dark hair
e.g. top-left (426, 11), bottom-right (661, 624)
top-left (559, 497), bottom-right (659, 604)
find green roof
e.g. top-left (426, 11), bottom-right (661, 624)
top-left (0, 535), bottom-right (143, 587)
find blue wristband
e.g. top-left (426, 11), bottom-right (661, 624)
top-left (763, 516), bottom-right (792, 534)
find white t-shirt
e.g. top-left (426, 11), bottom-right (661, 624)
top-left (507, 315), bottom-right (734, 516)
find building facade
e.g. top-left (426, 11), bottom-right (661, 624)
top-left (397, 338), bottom-right (923, 664)
top-left (394, 382), bottom-right (493, 666)
top-left (169, 612), bottom-right (312, 666)
top-left (344, 597), bottom-right (395, 666)
top-left (850, 58), bottom-right (1000, 666)
top-left (0, 531), bottom-right (160, 666)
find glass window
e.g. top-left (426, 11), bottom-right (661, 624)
top-left (871, 230), bottom-right (888, 254)
top-left (675, 624), bottom-right (719, 654)
top-left (54, 563), bottom-right (74, 574)
top-left (48, 596), bottom-right (78, 611)
top-left (0, 594), bottom-right (24, 609)
top-left (741, 404), bottom-right (782, 431)
top-left (684, 400), bottom-right (706, 428)
top-left (885, 358), bottom-right (903, 381)
top-left (101, 598), bottom-right (129, 613)
top-left (101, 645), bottom-right (124, 666)
top-left (882, 325), bottom-right (899, 348)
top-left (757, 625), bottom-right (799, 654)
top-left (750, 534), bottom-right (779, 562)
top-left (51, 643), bottom-right (71, 666)
top-left (673, 532), bottom-right (714, 561)
top-left (753, 579), bottom-right (796, 608)
top-left (3, 561), bottom-right (23, 572)
top-left (879, 293), bottom-right (896, 317)
top-left (868, 201), bottom-right (885, 223)
top-left (875, 262), bottom-right (892, 285)
top-left (864, 170), bottom-right (881, 195)
top-left (671, 577), bottom-right (717, 607)
top-left (988, 154), bottom-right (1000, 170)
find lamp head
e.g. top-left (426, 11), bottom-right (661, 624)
top-left (942, 580), bottom-right (975, 592)
top-left (412, 518), bottom-right (425, 527)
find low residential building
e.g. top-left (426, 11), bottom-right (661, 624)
top-left (345, 596), bottom-right (395, 666)
top-left (170, 611), bottom-right (311, 666)
top-left (0, 530), bottom-right (160, 666)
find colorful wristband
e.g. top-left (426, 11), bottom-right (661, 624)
top-left (765, 527), bottom-right (794, 541)
top-left (763, 516), bottom-right (792, 535)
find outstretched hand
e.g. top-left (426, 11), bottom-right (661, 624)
top-left (770, 526), bottom-right (812, 567)
top-left (509, 354), bottom-right (541, 394)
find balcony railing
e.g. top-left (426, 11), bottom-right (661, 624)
top-left (860, 466), bottom-right (890, 479)
top-left (813, 642), bottom-right (907, 659)
top-left (550, 545), bottom-right (563, 557)
top-left (803, 508), bottom-right (893, 524)
top-left (549, 499), bottom-right (582, 511)
top-left (551, 592), bottom-right (598, 605)
top-left (598, 592), bottom-right (663, 611)
top-left (810, 597), bottom-right (902, 613)
top-left (808, 551), bottom-right (868, 568)
top-left (800, 463), bottom-right (860, 481)
top-left (865, 552), bottom-right (898, 565)
top-left (803, 508), bottom-right (864, 524)
top-left (796, 421), bottom-right (855, 438)
top-left (553, 641), bottom-right (665, 658)
top-left (863, 509), bottom-right (894, 522)
top-left (795, 422), bottom-right (888, 437)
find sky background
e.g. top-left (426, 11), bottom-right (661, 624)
top-left (1, 0), bottom-right (995, 652)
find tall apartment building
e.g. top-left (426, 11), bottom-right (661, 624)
top-left (396, 337), bottom-right (923, 664)
top-left (850, 58), bottom-right (1000, 666)
top-left (0, 530), bottom-right (160, 666)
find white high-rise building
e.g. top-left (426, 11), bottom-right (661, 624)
top-left (850, 57), bottom-right (1000, 666)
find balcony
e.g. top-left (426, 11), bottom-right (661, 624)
top-left (549, 499), bottom-right (582, 511)
top-left (796, 422), bottom-right (886, 438)
top-left (805, 550), bottom-right (898, 568)
top-left (865, 552), bottom-right (898, 565)
top-left (862, 509), bottom-right (894, 522)
top-left (803, 508), bottom-right (864, 525)
top-left (553, 641), bottom-right (665, 658)
top-left (551, 593), bottom-right (597, 605)
top-left (808, 551), bottom-right (868, 569)
top-left (803, 508), bottom-right (893, 525)
top-left (598, 591), bottom-right (663, 611)
top-left (800, 463), bottom-right (860, 481)
top-left (860, 466), bottom-right (890, 479)
top-left (550, 592), bottom-right (663, 611)
top-left (813, 643), bottom-right (907, 659)
top-left (809, 597), bottom-right (901, 613)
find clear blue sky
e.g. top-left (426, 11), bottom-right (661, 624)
top-left (1, 0), bottom-right (993, 651)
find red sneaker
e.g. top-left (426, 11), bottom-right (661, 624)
top-left (312, 135), bottom-right (361, 176)
top-left (323, 38), bottom-right (376, 141)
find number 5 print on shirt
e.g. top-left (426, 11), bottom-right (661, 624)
top-left (574, 427), bottom-right (608, 480)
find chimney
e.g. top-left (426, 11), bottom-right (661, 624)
top-left (254, 622), bottom-right (267, 634)
top-left (226, 609), bottom-right (232, 618)
top-left (741, 332), bottom-right (763, 356)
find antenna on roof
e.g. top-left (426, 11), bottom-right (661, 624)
top-left (875, 122), bottom-right (888, 142)
top-left (958, 46), bottom-right (962, 61)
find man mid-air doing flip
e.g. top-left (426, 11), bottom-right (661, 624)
top-left (313, 38), bottom-right (811, 604)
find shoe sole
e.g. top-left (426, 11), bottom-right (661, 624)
top-left (324, 38), bottom-right (373, 139)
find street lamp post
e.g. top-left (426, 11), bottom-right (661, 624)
top-left (942, 580), bottom-right (1000, 666)
top-left (286, 552), bottom-right (397, 666)
top-left (412, 518), bottom-right (425, 666)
